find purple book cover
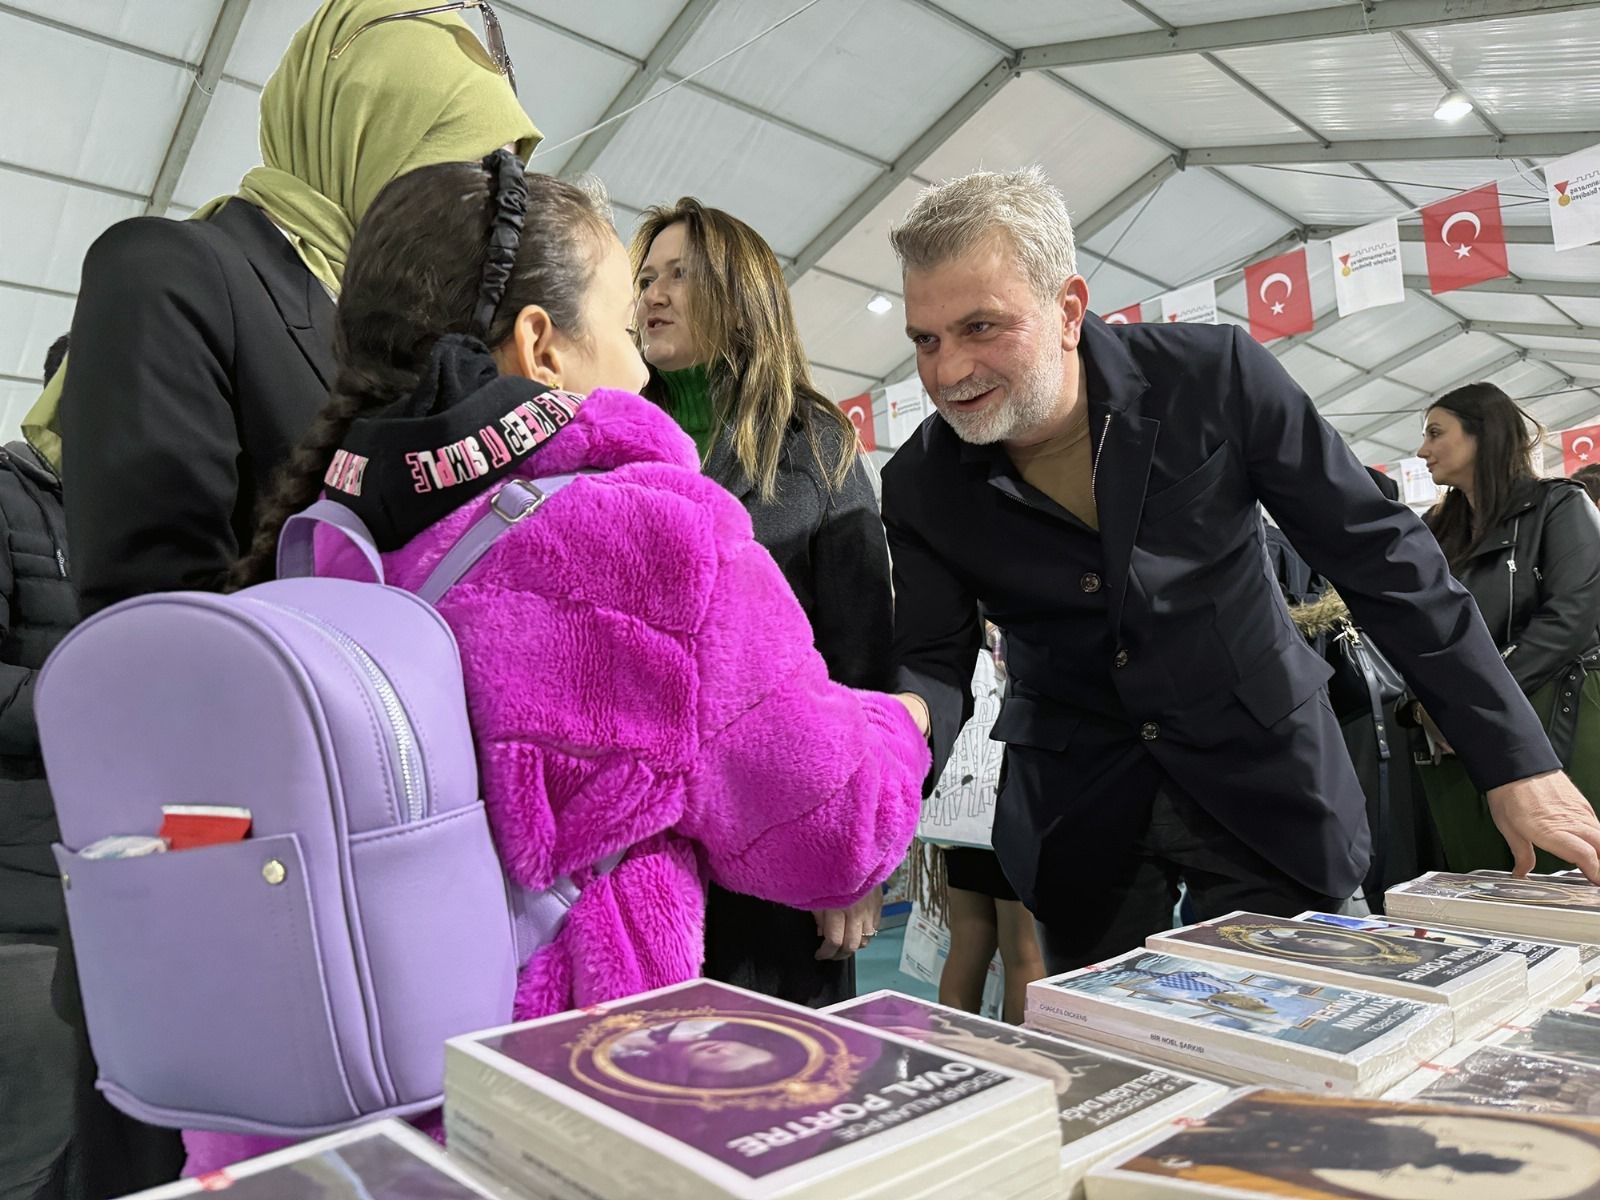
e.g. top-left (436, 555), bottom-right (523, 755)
top-left (174, 1128), bottom-right (485, 1199)
top-left (829, 992), bottom-right (1212, 1149)
top-left (471, 981), bottom-right (1017, 1181)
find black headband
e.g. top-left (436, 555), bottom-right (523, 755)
top-left (474, 148), bottom-right (529, 338)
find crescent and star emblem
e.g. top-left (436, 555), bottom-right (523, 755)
top-left (1439, 210), bottom-right (1482, 259)
top-left (1258, 271), bottom-right (1294, 316)
top-left (1574, 435), bottom-right (1596, 461)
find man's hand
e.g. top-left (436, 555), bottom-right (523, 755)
top-left (813, 890), bottom-right (884, 961)
top-left (1486, 771), bottom-right (1600, 882)
top-left (896, 692), bottom-right (931, 739)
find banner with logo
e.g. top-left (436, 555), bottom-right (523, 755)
top-left (1328, 218), bottom-right (1405, 317)
top-left (1160, 279), bottom-right (1218, 325)
top-left (1562, 423), bottom-right (1600, 476)
top-left (1546, 144), bottom-right (1600, 252)
top-left (1244, 247), bottom-right (1314, 343)
top-left (839, 392), bottom-right (876, 452)
top-left (1423, 183), bottom-right (1509, 295)
top-left (883, 378), bottom-right (930, 447)
top-left (1101, 302), bottom-right (1142, 326)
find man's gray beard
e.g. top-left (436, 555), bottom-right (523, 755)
top-left (940, 346), bottom-right (1066, 446)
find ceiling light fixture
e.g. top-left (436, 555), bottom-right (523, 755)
top-left (866, 293), bottom-right (894, 315)
top-left (1433, 89), bottom-right (1474, 122)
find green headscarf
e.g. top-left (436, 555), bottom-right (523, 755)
top-left (24, 0), bottom-right (541, 472)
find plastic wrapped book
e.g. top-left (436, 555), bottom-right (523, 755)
top-left (1386, 871), bottom-right (1600, 942)
top-left (1146, 910), bottom-right (1526, 1039)
top-left (443, 979), bottom-right (1061, 1200)
top-left (826, 990), bottom-right (1227, 1194)
top-left (1026, 950), bottom-right (1451, 1096)
top-left (1384, 1041), bottom-right (1600, 1116)
top-left (1297, 910), bottom-right (1585, 1011)
top-left (1084, 1088), bottom-right (1600, 1199)
top-left (123, 1121), bottom-right (495, 1199)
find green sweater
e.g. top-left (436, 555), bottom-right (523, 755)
top-left (657, 365), bottom-right (717, 462)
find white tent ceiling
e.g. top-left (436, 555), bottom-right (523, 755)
top-left (3, 0), bottom-right (1599, 471)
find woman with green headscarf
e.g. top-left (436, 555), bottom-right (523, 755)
top-left (42, 0), bottom-right (537, 619)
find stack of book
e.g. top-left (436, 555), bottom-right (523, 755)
top-left (826, 990), bottom-right (1226, 1194)
top-left (1296, 910), bottom-right (1586, 1011)
top-left (443, 980), bottom-right (1062, 1200)
top-left (1144, 910), bottom-right (1527, 1039)
top-left (1385, 1041), bottom-right (1600, 1116)
top-left (126, 1121), bottom-right (496, 1199)
top-left (1485, 1003), bottom-right (1600, 1070)
top-left (1387, 870), bottom-right (1600, 942)
top-left (1083, 1088), bottom-right (1600, 1198)
top-left (1027, 949), bottom-right (1451, 1095)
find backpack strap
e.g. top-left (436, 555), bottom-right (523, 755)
top-left (415, 475), bottom-right (583, 605)
top-left (278, 501), bottom-right (387, 584)
top-left (511, 849), bottom-right (626, 964)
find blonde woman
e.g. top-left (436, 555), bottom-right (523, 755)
top-left (632, 199), bottom-right (891, 1007)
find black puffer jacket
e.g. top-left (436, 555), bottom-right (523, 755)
top-left (0, 440), bottom-right (75, 936)
top-left (1433, 476), bottom-right (1600, 694)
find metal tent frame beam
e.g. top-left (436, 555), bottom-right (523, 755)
top-left (1017, 0), bottom-right (1600, 70)
top-left (1403, 275), bottom-right (1600, 299)
top-left (556, 0), bottom-right (721, 180)
top-left (145, 0), bottom-right (252, 215)
top-left (1187, 132), bottom-right (1599, 166)
top-left (1343, 350), bottom-right (1524, 443)
top-left (1467, 320), bottom-right (1600, 340)
top-left (1525, 348), bottom-right (1600, 370)
top-left (1318, 324), bottom-right (1466, 409)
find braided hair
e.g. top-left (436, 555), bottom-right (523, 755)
top-left (230, 158), bottom-right (614, 589)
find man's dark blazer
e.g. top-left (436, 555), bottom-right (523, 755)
top-left (882, 315), bottom-right (1557, 914)
top-left (60, 199), bottom-right (336, 615)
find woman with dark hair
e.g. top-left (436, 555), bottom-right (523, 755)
top-left (1411, 382), bottom-right (1600, 871)
top-left (200, 154), bottom-right (927, 1174)
top-left (631, 200), bottom-right (895, 1008)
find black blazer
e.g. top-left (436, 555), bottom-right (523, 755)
top-left (705, 418), bottom-right (892, 690)
top-left (1437, 476), bottom-right (1600, 693)
top-left (60, 199), bottom-right (336, 615)
top-left (883, 316), bottom-right (1558, 909)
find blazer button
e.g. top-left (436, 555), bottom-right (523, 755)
top-left (1080, 572), bottom-right (1103, 593)
top-left (1140, 722), bottom-right (1160, 741)
top-left (1114, 649), bottom-right (1130, 669)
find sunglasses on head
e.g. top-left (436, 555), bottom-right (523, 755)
top-left (330, 0), bottom-right (516, 93)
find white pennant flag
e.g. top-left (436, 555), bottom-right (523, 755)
top-left (1546, 143), bottom-right (1600, 251)
top-left (883, 378), bottom-right (930, 446)
top-left (1328, 218), bottom-right (1405, 317)
top-left (1160, 280), bottom-right (1217, 325)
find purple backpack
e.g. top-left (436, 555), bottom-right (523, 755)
top-left (37, 477), bottom-right (609, 1138)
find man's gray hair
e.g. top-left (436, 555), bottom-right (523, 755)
top-left (890, 166), bottom-right (1077, 300)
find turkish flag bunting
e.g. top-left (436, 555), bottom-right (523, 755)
top-left (839, 392), bottom-right (876, 452)
top-left (1422, 183), bottom-right (1510, 294)
top-left (1561, 422), bottom-right (1600, 476)
top-left (1101, 303), bottom-right (1142, 326)
top-left (1244, 248), bottom-right (1314, 342)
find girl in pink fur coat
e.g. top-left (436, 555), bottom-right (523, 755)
top-left (190, 156), bottom-right (930, 1174)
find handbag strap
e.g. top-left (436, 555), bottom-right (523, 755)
top-left (416, 475), bottom-right (582, 604)
top-left (1343, 628), bottom-right (1392, 908)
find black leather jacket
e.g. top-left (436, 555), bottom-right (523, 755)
top-left (1433, 476), bottom-right (1600, 695)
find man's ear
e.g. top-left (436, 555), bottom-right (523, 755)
top-left (1059, 275), bottom-right (1090, 351)
top-left (492, 304), bottom-right (564, 387)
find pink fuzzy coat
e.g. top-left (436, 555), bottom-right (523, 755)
top-left (183, 389), bottom-right (928, 1174)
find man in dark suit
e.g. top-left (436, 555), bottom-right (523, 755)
top-left (881, 167), bottom-right (1600, 971)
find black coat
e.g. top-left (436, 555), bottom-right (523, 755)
top-left (1434, 476), bottom-right (1600, 693)
top-left (0, 443), bottom-right (75, 936)
top-left (700, 416), bottom-right (893, 1007)
top-left (60, 199), bottom-right (336, 615)
top-left (883, 316), bottom-right (1557, 914)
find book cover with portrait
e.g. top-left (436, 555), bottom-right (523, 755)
top-left (1298, 911), bottom-right (1585, 1010)
top-left (443, 979), bottom-right (1057, 1200)
top-left (1028, 950), bottom-right (1451, 1096)
top-left (1387, 872), bottom-right (1600, 943)
top-left (1147, 911), bottom-right (1527, 1039)
top-left (127, 1121), bottom-right (496, 1200)
top-left (827, 990), bottom-right (1226, 1180)
top-left (1085, 1088), bottom-right (1600, 1199)
top-left (1385, 1042), bottom-right (1600, 1117)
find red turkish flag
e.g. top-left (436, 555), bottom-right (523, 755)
top-left (840, 392), bottom-right (876, 452)
top-left (1101, 303), bottom-right (1142, 326)
top-left (1423, 183), bottom-right (1510, 295)
top-left (1244, 248), bottom-right (1313, 343)
top-left (1562, 423), bottom-right (1600, 475)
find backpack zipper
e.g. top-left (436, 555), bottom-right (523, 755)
top-left (288, 609), bottom-right (427, 824)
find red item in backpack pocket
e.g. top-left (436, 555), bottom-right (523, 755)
top-left (159, 805), bottom-right (253, 851)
